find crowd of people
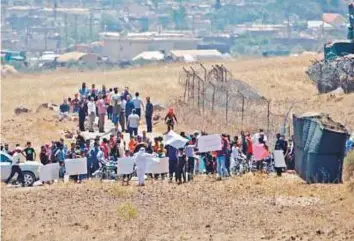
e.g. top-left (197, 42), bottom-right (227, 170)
top-left (58, 82), bottom-right (163, 136)
top-left (3, 82), bottom-right (353, 187)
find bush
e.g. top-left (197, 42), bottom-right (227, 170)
top-left (116, 203), bottom-right (138, 221)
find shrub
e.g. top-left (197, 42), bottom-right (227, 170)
top-left (116, 203), bottom-right (138, 221)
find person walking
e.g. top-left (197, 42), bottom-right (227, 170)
top-left (145, 97), bottom-right (153, 133)
top-left (127, 109), bottom-right (140, 137)
top-left (5, 147), bottom-right (25, 187)
top-left (96, 96), bottom-right (107, 133)
top-left (87, 97), bottom-right (96, 132)
top-left (78, 97), bottom-right (88, 132)
top-left (164, 107), bottom-right (178, 132)
top-left (132, 92), bottom-right (144, 117)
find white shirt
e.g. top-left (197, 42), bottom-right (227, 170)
top-left (132, 97), bottom-right (143, 109)
top-left (87, 101), bottom-right (96, 114)
top-left (12, 152), bottom-right (21, 166)
top-left (128, 114), bottom-right (140, 128)
top-left (231, 146), bottom-right (240, 160)
top-left (97, 150), bottom-right (105, 162)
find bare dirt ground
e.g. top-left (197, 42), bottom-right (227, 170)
top-left (1, 56), bottom-right (354, 241)
top-left (2, 175), bottom-right (354, 241)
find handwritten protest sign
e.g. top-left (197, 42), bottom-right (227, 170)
top-left (146, 157), bottom-right (169, 174)
top-left (65, 158), bottom-right (87, 175)
top-left (117, 157), bottom-right (135, 175)
top-left (40, 163), bottom-right (60, 182)
top-left (197, 134), bottom-right (222, 153)
top-left (274, 150), bottom-right (286, 168)
top-left (253, 144), bottom-right (270, 161)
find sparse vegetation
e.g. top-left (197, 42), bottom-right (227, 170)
top-left (344, 151), bottom-right (354, 191)
top-left (117, 203), bottom-right (138, 221)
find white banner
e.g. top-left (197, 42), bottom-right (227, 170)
top-left (117, 157), bottom-right (135, 175)
top-left (274, 150), bottom-right (286, 168)
top-left (197, 134), bottom-right (222, 153)
top-left (40, 163), bottom-right (60, 182)
top-left (146, 157), bottom-right (169, 174)
top-left (65, 158), bottom-right (87, 175)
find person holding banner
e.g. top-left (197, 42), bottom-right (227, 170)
top-left (134, 147), bottom-right (154, 186)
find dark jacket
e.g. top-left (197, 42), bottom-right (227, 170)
top-left (125, 100), bottom-right (135, 116)
top-left (145, 102), bottom-right (153, 117)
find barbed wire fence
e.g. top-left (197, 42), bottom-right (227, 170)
top-left (175, 63), bottom-right (292, 139)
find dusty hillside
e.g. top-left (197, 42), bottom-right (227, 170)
top-left (1, 55), bottom-right (353, 148)
top-left (2, 175), bottom-right (354, 241)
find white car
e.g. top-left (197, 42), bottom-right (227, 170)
top-left (0, 151), bottom-right (42, 186)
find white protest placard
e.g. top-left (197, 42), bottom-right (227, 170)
top-left (40, 163), bottom-right (60, 182)
top-left (117, 157), bottom-right (135, 175)
top-left (146, 157), bottom-right (169, 174)
top-left (163, 131), bottom-right (189, 149)
top-left (274, 150), bottom-right (286, 168)
top-left (65, 158), bottom-right (87, 175)
top-left (197, 134), bottom-right (222, 153)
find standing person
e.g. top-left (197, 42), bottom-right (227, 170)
top-left (127, 109), bottom-right (140, 137)
top-left (216, 135), bottom-right (229, 180)
top-left (253, 129), bottom-right (268, 144)
top-left (96, 96), bottom-right (107, 133)
top-left (89, 84), bottom-right (98, 100)
top-left (132, 92), bottom-right (144, 117)
top-left (125, 95), bottom-right (135, 131)
top-left (22, 141), bottom-right (36, 161)
top-left (79, 82), bottom-right (89, 100)
top-left (185, 141), bottom-right (195, 181)
top-left (122, 87), bottom-right (130, 101)
top-left (176, 150), bottom-right (186, 185)
top-left (40, 146), bottom-right (49, 165)
top-left (145, 97), bottom-right (153, 133)
top-left (164, 107), bottom-right (178, 132)
top-left (59, 99), bottom-right (70, 121)
top-left (78, 97), bottom-right (88, 132)
top-left (134, 147), bottom-right (154, 186)
top-left (5, 147), bottom-right (25, 187)
top-left (87, 142), bottom-right (100, 177)
top-left (166, 145), bottom-right (178, 183)
top-left (119, 95), bottom-right (127, 132)
top-left (111, 88), bottom-right (121, 126)
top-left (274, 133), bottom-right (287, 176)
top-left (240, 131), bottom-right (248, 155)
top-left (230, 141), bottom-right (240, 175)
top-left (246, 133), bottom-right (253, 161)
top-left (99, 84), bottom-right (107, 98)
top-left (71, 94), bottom-right (80, 113)
top-left (107, 88), bottom-right (113, 120)
top-left (87, 97), bottom-right (96, 132)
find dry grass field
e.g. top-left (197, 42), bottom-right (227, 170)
top-left (1, 55), bottom-right (354, 241)
top-left (2, 175), bottom-right (354, 241)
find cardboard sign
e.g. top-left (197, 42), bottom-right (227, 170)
top-left (117, 157), bottom-right (135, 175)
top-left (146, 157), bottom-right (169, 174)
top-left (65, 158), bottom-right (88, 175)
top-left (40, 163), bottom-right (60, 182)
top-left (197, 134), bottom-right (222, 153)
top-left (274, 150), bottom-right (286, 168)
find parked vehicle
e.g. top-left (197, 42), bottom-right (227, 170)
top-left (0, 151), bottom-right (42, 186)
